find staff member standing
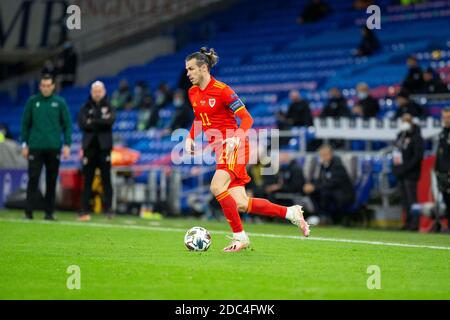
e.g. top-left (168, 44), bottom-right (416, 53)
top-left (20, 74), bottom-right (72, 220)
top-left (392, 113), bottom-right (424, 231)
top-left (435, 107), bottom-right (450, 233)
top-left (77, 81), bottom-right (115, 221)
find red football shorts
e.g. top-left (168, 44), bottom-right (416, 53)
top-left (216, 138), bottom-right (251, 189)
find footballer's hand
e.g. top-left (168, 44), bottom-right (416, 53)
top-left (62, 145), bottom-right (71, 159)
top-left (223, 136), bottom-right (240, 157)
top-left (185, 137), bottom-right (195, 155)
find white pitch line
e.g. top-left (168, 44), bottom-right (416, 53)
top-left (1, 218), bottom-right (450, 251)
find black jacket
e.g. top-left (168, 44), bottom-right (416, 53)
top-left (78, 96), bottom-right (116, 150)
top-left (169, 102), bottom-right (194, 131)
top-left (358, 96), bottom-right (380, 119)
top-left (279, 160), bottom-right (306, 194)
top-left (402, 66), bottom-right (424, 94)
top-left (392, 126), bottom-right (424, 181)
top-left (321, 97), bottom-right (351, 118)
top-left (435, 127), bottom-right (450, 173)
top-left (395, 101), bottom-right (424, 119)
top-left (312, 156), bottom-right (355, 204)
top-left (287, 100), bottom-right (313, 127)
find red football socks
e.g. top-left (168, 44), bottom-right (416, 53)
top-left (216, 191), bottom-right (243, 233)
top-left (247, 198), bottom-right (287, 218)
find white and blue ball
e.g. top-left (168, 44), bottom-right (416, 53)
top-left (184, 226), bottom-right (211, 251)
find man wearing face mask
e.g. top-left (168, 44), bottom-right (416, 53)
top-left (303, 145), bottom-right (355, 224)
top-left (352, 83), bottom-right (380, 119)
top-left (166, 89), bottom-right (194, 133)
top-left (77, 81), bottom-right (116, 221)
top-left (435, 107), bottom-right (450, 233)
top-left (392, 113), bottom-right (424, 231)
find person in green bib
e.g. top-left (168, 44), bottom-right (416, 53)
top-left (20, 74), bottom-right (73, 220)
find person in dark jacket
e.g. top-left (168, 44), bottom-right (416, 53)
top-left (392, 113), bottom-right (424, 231)
top-left (303, 145), bottom-right (355, 224)
top-left (421, 67), bottom-right (449, 94)
top-left (352, 82), bottom-right (380, 119)
top-left (355, 26), bottom-right (381, 57)
top-left (277, 90), bottom-right (313, 129)
top-left (394, 92), bottom-right (424, 119)
top-left (277, 90), bottom-right (313, 146)
top-left (321, 88), bottom-right (351, 118)
top-left (264, 159), bottom-right (306, 206)
top-left (320, 88), bottom-right (350, 149)
top-left (401, 56), bottom-right (424, 94)
top-left (435, 107), bottom-right (450, 233)
top-left (77, 81), bottom-right (116, 221)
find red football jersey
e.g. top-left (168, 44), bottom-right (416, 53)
top-left (188, 77), bottom-right (245, 143)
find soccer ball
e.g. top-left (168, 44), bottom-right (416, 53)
top-left (184, 226), bottom-right (211, 251)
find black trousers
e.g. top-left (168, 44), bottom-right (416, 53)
top-left (398, 179), bottom-right (418, 229)
top-left (26, 149), bottom-right (60, 216)
top-left (442, 192), bottom-right (450, 221)
top-left (436, 171), bottom-right (450, 221)
top-left (81, 147), bottom-right (113, 213)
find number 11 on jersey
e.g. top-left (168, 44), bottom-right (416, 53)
top-left (199, 112), bottom-right (212, 126)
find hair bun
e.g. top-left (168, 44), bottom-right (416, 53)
top-left (185, 47), bottom-right (219, 70)
top-left (200, 47), bottom-right (218, 68)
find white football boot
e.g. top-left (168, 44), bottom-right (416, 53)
top-left (289, 205), bottom-right (310, 237)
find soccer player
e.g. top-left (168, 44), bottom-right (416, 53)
top-left (184, 48), bottom-right (310, 252)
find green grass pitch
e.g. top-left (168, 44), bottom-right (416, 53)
top-left (0, 209), bottom-right (449, 299)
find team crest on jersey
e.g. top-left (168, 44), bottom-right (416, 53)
top-left (208, 98), bottom-right (216, 108)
